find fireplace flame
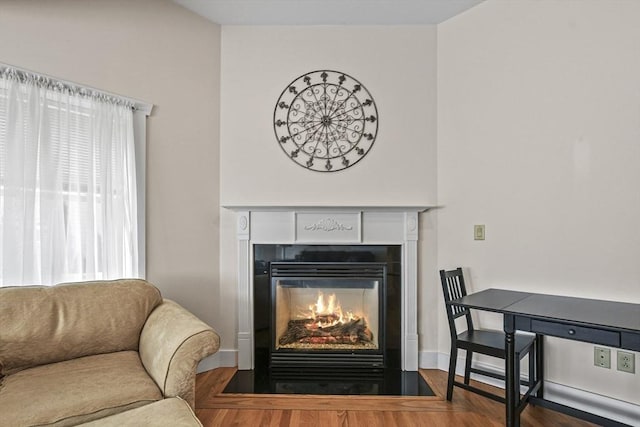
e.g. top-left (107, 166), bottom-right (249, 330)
top-left (307, 292), bottom-right (357, 327)
top-left (280, 290), bottom-right (374, 349)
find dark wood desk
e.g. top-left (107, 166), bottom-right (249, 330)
top-left (449, 289), bottom-right (640, 427)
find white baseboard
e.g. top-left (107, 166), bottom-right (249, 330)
top-left (543, 381), bottom-right (640, 427)
top-left (419, 349), bottom-right (439, 369)
top-left (197, 349), bottom-right (237, 373)
top-left (420, 351), bottom-right (640, 426)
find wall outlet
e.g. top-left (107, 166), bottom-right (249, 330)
top-left (594, 347), bottom-right (611, 368)
top-left (617, 351), bottom-right (635, 374)
top-left (474, 224), bottom-right (485, 240)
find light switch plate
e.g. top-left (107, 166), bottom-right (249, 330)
top-left (474, 225), bottom-right (485, 240)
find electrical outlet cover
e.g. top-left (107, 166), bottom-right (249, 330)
top-left (617, 351), bottom-right (635, 374)
top-left (594, 347), bottom-right (611, 369)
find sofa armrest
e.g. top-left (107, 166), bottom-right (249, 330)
top-left (139, 300), bottom-right (220, 408)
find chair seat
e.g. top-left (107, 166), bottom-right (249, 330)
top-left (457, 329), bottom-right (535, 359)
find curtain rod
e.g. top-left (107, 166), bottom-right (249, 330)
top-left (0, 62), bottom-right (153, 116)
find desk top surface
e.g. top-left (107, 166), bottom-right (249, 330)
top-left (451, 288), bottom-right (640, 332)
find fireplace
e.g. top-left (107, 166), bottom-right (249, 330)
top-left (227, 206), bottom-right (427, 372)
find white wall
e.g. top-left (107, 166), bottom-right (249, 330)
top-left (220, 26), bottom-right (437, 206)
top-left (438, 0), bottom-right (640, 404)
top-left (0, 0), bottom-right (222, 332)
top-left (218, 26), bottom-right (438, 351)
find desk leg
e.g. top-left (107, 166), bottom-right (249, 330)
top-left (505, 314), bottom-right (518, 427)
top-left (536, 334), bottom-right (544, 398)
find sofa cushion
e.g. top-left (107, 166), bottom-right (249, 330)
top-left (78, 397), bottom-right (202, 427)
top-left (0, 279), bottom-right (162, 375)
top-left (0, 351), bottom-right (163, 427)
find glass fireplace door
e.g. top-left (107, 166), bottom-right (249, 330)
top-left (270, 263), bottom-right (386, 368)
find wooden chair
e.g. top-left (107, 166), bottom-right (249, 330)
top-left (439, 268), bottom-right (538, 403)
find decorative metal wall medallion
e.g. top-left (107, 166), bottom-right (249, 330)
top-left (273, 70), bottom-right (378, 172)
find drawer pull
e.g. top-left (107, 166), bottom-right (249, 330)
top-left (568, 329), bottom-right (576, 335)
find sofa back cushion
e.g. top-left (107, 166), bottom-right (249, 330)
top-left (0, 279), bottom-right (162, 375)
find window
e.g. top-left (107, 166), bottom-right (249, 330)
top-left (0, 66), bottom-right (150, 286)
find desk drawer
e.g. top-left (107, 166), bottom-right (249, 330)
top-left (621, 332), bottom-right (640, 352)
top-left (531, 320), bottom-right (620, 347)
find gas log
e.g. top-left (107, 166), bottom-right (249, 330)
top-left (279, 317), bottom-right (374, 346)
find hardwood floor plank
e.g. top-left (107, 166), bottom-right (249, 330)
top-left (195, 367), bottom-right (236, 403)
top-left (203, 394), bottom-right (449, 412)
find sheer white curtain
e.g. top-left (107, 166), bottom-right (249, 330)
top-left (0, 67), bottom-right (139, 286)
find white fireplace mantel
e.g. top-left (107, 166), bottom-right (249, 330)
top-left (224, 205), bottom-right (431, 371)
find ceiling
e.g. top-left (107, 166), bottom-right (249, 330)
top-left (172, 0), bottom-right (485, 25)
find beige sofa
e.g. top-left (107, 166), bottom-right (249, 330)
top-left (0, 279), bottom-right (220, 426)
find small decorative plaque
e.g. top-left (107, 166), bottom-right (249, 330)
top-left (295, 212), bottom-right (361, 243)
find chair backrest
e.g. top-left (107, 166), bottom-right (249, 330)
top-left (440, 268), bottom-right (474, 338)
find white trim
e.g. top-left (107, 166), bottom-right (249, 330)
top-left (222, 205), bottom-right (432, 212)
top-left (419, 350), bottom-right (440, 369)
top-left (132, 110), bottom-right (147, 278)
top-left (420, 351), bottom-right (640, 426)
top-left (543, 382), bottom-right (640, 427)
top-left (236, 212), bottom-right (252, 369)
top-left (402, 211), bottom-right (419, 370)
top-left (197, 349), bottom-right (238, 373)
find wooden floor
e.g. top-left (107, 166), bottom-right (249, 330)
top-left (195, 368), bottom-right (596, 427)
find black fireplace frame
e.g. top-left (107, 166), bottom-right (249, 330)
top-left (253, 244), bottom-right (403, 372)
top-left (269, 262), bottom-right (387, 368)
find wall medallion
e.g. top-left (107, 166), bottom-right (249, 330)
top-left (273, 70), bottom-right (378, 172)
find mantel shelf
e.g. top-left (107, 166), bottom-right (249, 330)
top-left (222, 205), bottom-right (434, 212)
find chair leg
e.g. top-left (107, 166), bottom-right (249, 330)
top-left (514, 353), bottom-right (521, 402)
top-left (447, 346), bottom-right (458, 401)
top-left (536, 334), bottom-right (544, 398)
top-left (525, 341), bottom-right (537, 406)
top-left (528, 343), bottom-right (535, 388)
top-left (464, 350), bottom-right (473, 385)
